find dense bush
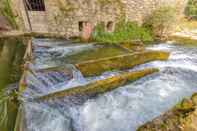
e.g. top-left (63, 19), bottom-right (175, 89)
top-left (92, 20), bottom-right (153, 44)
top-left (185, 0), bottom-right (197, 19)
top-left (143, 6), bottom-right (176, 39)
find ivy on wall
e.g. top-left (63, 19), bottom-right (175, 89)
top-left (0, 0), bottom-right (18, 29)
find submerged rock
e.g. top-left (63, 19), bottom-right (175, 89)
top-left (37, 68), bottom-right (159, 101)
top-left (119, 41), bottom-right (145, 52)
top-left (76, 51), bottom-right (169, 77)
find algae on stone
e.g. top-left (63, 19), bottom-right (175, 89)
top-left (38, 68), bottom-right (159, 101)
top-left (65, 43), bottom-right (130, 64)
top-left (75, 51), bottom-right (170, 77)
top-left (118, 41), bottom-right (145, 52)
top-left (169, 36), bottom-right (197, 45)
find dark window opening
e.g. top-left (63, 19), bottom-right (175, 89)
top-left (78, 21), bottom-right (87, 32)
top-left (106, 21), bottom-right (114, 32)
top-left (25, 0), bottom-right (45, 11)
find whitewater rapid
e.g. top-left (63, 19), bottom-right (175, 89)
top-left (21, 39), bottom-right (197, 131)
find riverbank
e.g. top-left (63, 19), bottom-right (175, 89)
top-left (170, 19), bottom-right (197, 45)
top-left (138, 93), bottom-right (197, 131)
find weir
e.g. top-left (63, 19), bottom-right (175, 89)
top-left (0, 36), bottom-right (184, 131)
top-left (5, 37), bottom-right (197, 131)
top-left (12, 38), bottom-right (172, 131)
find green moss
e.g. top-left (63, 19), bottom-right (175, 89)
top-left (118, 41), bottom-right (145, 52)
top-left (191, 93), bottom-right (197, 105)
top-left (175, 98), bottom-right (194, 111)
top-left (75, 51), bottom-right (170, 77)
top-left (38, 68), bottom-right (159, 101)
top-left (169, 36), bottom-right (197, 45)
top-left (0, 0), bottom-right (18, 29)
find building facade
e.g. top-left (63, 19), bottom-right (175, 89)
top-left (11, 0), bottom-right (188, 37)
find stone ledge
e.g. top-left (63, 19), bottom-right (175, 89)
top-left (76, 51), bottom-right (170, 77)
top-left (37, 68), bottom-right (159, 101)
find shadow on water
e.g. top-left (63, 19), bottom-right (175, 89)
top-left (0, 37), bottom-right (26, 131)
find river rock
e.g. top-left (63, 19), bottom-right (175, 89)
top-left (119, 40), bottom-right (145, 52)
top-left (192, 93), bottom-right (197, 105)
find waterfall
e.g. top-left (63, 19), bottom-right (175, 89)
top-left (23, 64), bottom-right (87, 99)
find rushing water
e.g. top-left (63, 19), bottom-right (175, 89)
top-left (21, 39), bottom-right (197, 131)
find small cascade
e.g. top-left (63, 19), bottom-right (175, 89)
top-left (19, 39), bottom-right (197, 131)
top-left (23, 64), bottom-right (87, 98)
top-left (32, 38), bottom-right (95, 69)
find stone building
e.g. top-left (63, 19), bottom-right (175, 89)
top-left (11, 0), bottom-right (187, 37)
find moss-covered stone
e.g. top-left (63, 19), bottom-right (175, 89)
top-left (177, 98), bottom-right (194, 111)
top-left (38, 68), bottom-right (159, 101)
top-left (191, 93), bottom-right (197, 105)
top-left (169, 36), bottom-right (197, 45)
top-left (75, 51), bottom-right (170, 77)
top-left (119, 41), bottom-right (145, 52)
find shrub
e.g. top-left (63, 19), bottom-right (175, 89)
top-left (92, 20), bottom-right (153, 44)
top-left (185, 0), bottom-right (197, 20)
top-left (143, 6), bottom-right (176, 39)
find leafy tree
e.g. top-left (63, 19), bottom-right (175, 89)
top-left (143, 6), bottom-right (176, 39)
top-left (185, 0), bottom-right (197, 19)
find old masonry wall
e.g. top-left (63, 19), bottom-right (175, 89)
top-left (10, 0), bottom-right (188, 38)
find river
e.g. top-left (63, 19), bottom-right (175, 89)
top-left (19, 39), bottom-right (197, 131)
top-left (1, 38), bottom-right (197, 131)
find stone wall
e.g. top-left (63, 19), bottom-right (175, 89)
top-left (11, 0), bottom-right (188, 37)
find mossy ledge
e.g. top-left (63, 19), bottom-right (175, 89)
top-left (169, 35), bottom-right (197, 45)
top-left (137, 93), bottom-right (197, 131)
top-left (75, 51), bottom-right (170, 77)
top-left (37, 68), bottom-right (159, 101)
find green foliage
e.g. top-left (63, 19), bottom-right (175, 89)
top-left (92, 20), bottom-right (153, 44)
top-left (143, 6), bottom-right (176, 39)
top-left (0, 89), bottom-right (18, 131)
top-left (185, 0), bottom-right (197, 19)
top-left (0, 0), bottom-right (18, 29)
